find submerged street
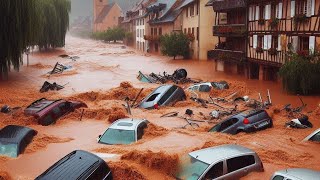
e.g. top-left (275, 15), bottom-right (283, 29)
top-left (0, 35), bottom-right (319, 179)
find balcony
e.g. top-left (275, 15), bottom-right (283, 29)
top-left (144, 35), bottom-right (160, 41)
top-left (208, 49), bottom-right (246, 62)
top-left (211, 0), bottom-right (246, 11)
top-left (213, 24), bottom-right (247, 37)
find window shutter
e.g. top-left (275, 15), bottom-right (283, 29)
top-left (255, 6), bottom-right (260, 20)
top-left (291, 1), bottom-right (295, 17)
top-left (278, 3), bottom-right (283, 18)
top-left (268, 35), bottom-right (272, 49)
top-left (278, 35), bottom-right (282, 51)
top-left (264, 35), bottom-right (268, 49)
top-left (309, 36), bottom-right (315, 54)
top-left (265, 5), bottom-right (271, 20)
top-left (253, 35), bottom-right (258, 48)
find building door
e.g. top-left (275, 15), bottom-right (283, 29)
top-left (155, 43), bottom-right (159, 52)
top-left (250, 62), bottom-right (259, 79)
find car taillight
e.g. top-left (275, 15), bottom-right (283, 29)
top-left (243, 118), bottom-right (250, 124)
top-left (154, 103), bottom-right (159, 109)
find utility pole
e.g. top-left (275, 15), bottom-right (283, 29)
top-left (26, 47), bottom-right (30, 67)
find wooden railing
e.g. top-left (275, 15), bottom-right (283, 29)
top-left (212, 0), bottom-right (246, 11)
top-left (213, 24), bottom-right (247, 37)
top-left (208, 49), bottom-right (246, 62)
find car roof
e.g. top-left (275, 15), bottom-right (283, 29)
top-left (274, 168), bottom-right (320, 180)
top-left (108, 118), bottom-right (148, 131)
top-left (0, 125), bottom-right (35, 144)
top-left (303, 128), bottom-right (320, 141)
top-left (152, 84), bottom-right (175, 94)
top-left (25, 98), bottom-right (63, 113)
top-left (189, 144), bottom-right (256, 165)
top-left (35, 150), bottom-right (107, 180)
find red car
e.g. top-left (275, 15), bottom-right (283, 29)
top-left (25, 98), bottom-right (87, 126)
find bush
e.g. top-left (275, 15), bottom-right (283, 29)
top-left (279, 51), bottom-right (320, 95)
top-left (160, 32), bottom-right (191, 59)
top-left (91, 27), bottom-right (125, 42)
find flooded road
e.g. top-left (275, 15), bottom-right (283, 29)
top-left (0, 35), bottom-right (319, 180)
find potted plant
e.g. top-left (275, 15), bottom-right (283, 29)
top-left (293, 14), bottom-right (308, 24)
top-left (258, 19), bottom-right (265, 25)
top-left (268, 48), bottom-right (278, 55)
top-left (256, 47), bottom-right (263, 53)
top-left (268, 18), bottom-right (279, 29)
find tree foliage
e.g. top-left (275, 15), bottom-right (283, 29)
top-left (0, 0), bottom-right (71, 80)
top-left (92, 27), bottom-right (125, 42)
top-left (279, 51), bottom-right (320, 95)
top-left (160, 32), bottom-right (191, 59)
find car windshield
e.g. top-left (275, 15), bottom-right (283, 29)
top-left (99, 128), bottom-right (135, 145)
top-left (0, 142), bottom-right (18, 157)
top-left (209, 123), bottom-right (221, 132)
top-left (176, 154), bottom-right (210, 180)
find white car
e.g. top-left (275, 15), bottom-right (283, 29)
top-left (270, 168), bottom-right (320, 180)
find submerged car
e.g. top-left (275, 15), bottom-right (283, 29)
top-left (270, 168), bottom-right (320, 180)
top-left (0, 125), bottom-right (37, 157)
top-left (176, 144), bottom-right (264, 180)
top-left (187, 81), bottom-right (229, 92)
top-left (24, 98), bottom-right (87, 126)
top-left (303, 128), bottom-right (320, 142)
top-left (209, 109), bottom-right (273, 135)
top-left (139, 84), bottom-right (186, 109)
top-left (98, 118), bottom-right (149, 145)
top-left (36, 150), bottom-right (113, 180)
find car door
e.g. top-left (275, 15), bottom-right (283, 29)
top-left (201, 161), bottom-right (224, 180)
top-left (220, 118), bottom-right (239, 134)
top-left (223, 155), bottom-right (256, 179)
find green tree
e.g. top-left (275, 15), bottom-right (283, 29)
top-left (91, 27), bottom-right (125, 43)
top-left (160, 32), bottom-right (191, 59)
top-left (279, 51), bottom-right (320, 95)
top-left (0, 0), bottom-right (71, 80)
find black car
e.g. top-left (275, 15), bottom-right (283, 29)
top-left (139, 84), bottom-right (186, 109)
top-left (0, 125), bottom-right (37, 157)
top-left (209, 109), bottom-right (273, 135)
top-left (36, 150), bottom-right (113, 180)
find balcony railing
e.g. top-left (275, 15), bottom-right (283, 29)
top-left (212, 0), bottom-right (246, 11)
top-left (144, 35), bottom-right (160, 41)
top-left (213, 24), bottom-right (247, 37)
top-left (208, 49), bottom-right (246, 62)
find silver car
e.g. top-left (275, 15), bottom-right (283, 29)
top-left (303, 128), bottom-right (320, 142)
top-left (176, 144), bottom-right (264, 180)
top-left (270, 168), bottom-right (320, 180)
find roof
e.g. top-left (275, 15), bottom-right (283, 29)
top-left (149, 8), bottom-right (183, 24)
top-left (147, 0), bottom-right (176, 19)
top-left (177, 0), bottom-right (195, 9)
top-left (108, 118), bottom-right (148, 131)
top-left (25, 98), bottom-right (59, 114)
top-left (95, 2), bottom-right (116, 23)
top-left (189, 144), bottom-right (256, 165)
top-left (0, 125), bottom-right (35, 144)
top-left (36, 150), bottom-right (109, 180)
top-left (274, 168), bottom-right (320, 180)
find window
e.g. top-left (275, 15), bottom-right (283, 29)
top-left (188, 28), bottom-right (191, 34)
top-left (271, 3), bottom-right (277, 19)
top-left (272, 175), bottom-right (284, 180)
top-left (146, 93), bottom-right (160, 102)
top-left (190, 4), bottom-right (195, 16)
top-left (227, 155), bottom-right (255, 173)
top-left (203, 161), bottom-right (224, 179)
top-left (299, 36), bottom-right (309, 51)
top-left (296, 0), bottom-right (308, 15)
top-left (151, 28), bottom-right (153, 35)
top-left (310, 132), bottom-right (320, 142)
top-left (159, 27), bottom-right (162, 36)
top-left (196, 27), bottom-right (199, 40)
top-left (184, 28), bottom-right (187, 34)
top-left (260, 5), bottom-right (265, 19)
top-left (186, 7), bottom-right (188, 17)
top-left (220, 118), bottom-right (239, 131)
top-left (192, 28), bottom-right (194, 35)
top-left (196, 1), bottom-right (199, 15)
top-left (154, 28), bottom-right (157, 35)
top-left (137, 122), bottom-right (147, 140)
top-left (52, 107), bottom-right (62, 117)
top-left (158, 86), bottom-right (177, 105)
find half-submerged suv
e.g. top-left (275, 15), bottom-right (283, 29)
top-left (25, 98), bottom-right (87, 126)
top-left (139, 84), bottom-right (186, 109)
top-left (0, 125), bottom-right (37, 157)
top-left (98, 118), bottom-right (149, 145)
top-left (209, 109), bottom-right (273, 135)
top-left (36, 150), bottom-right (113, 180)
top-left (270, 168), bottom-right (320, 180)
top-left (176, 144), bottom-right (264, 180)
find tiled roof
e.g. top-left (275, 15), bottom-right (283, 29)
top-left (95, 3), bottom-right (115, 23)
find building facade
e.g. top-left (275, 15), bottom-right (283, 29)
top-left (93, 0), bottom-right (122, 32)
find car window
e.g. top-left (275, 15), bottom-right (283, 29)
top-left (52, 106), bottom-right (62, 117)
top-left (220, 118), bottom-right (239, 131)
top-left (310, 131), bottom-right (320, 142)
top-left (146, 93), bottom-right (160, 102)
top-left (43, 114), bottom-right (54, 123)
top-left (227, 155), bottom-right (255, 173)
top-left (272, 175), bottom-right (284, 180)
top-left (203, 161), bottom-right (223, 179)
top-left (199, 85), bottom-right (211, 92)
top-left (99, 129), bottom-right (135, 145)
top-left (137, 122), bottom-right (147, 140)
top-left (87, 163), bottom-right (111, 180)
top-left (158, 86), bottom-right (177, 105)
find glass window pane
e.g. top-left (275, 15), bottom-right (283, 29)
top-left (99, 129), bottom-right (135, 145)
top-left (227, 155), bottom-right (255, 173)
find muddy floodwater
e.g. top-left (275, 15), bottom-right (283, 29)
top-left (0, 35), bottom-right (319, 180)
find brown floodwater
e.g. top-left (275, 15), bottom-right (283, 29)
top-left (0, 35), bottom-right (319, 180)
